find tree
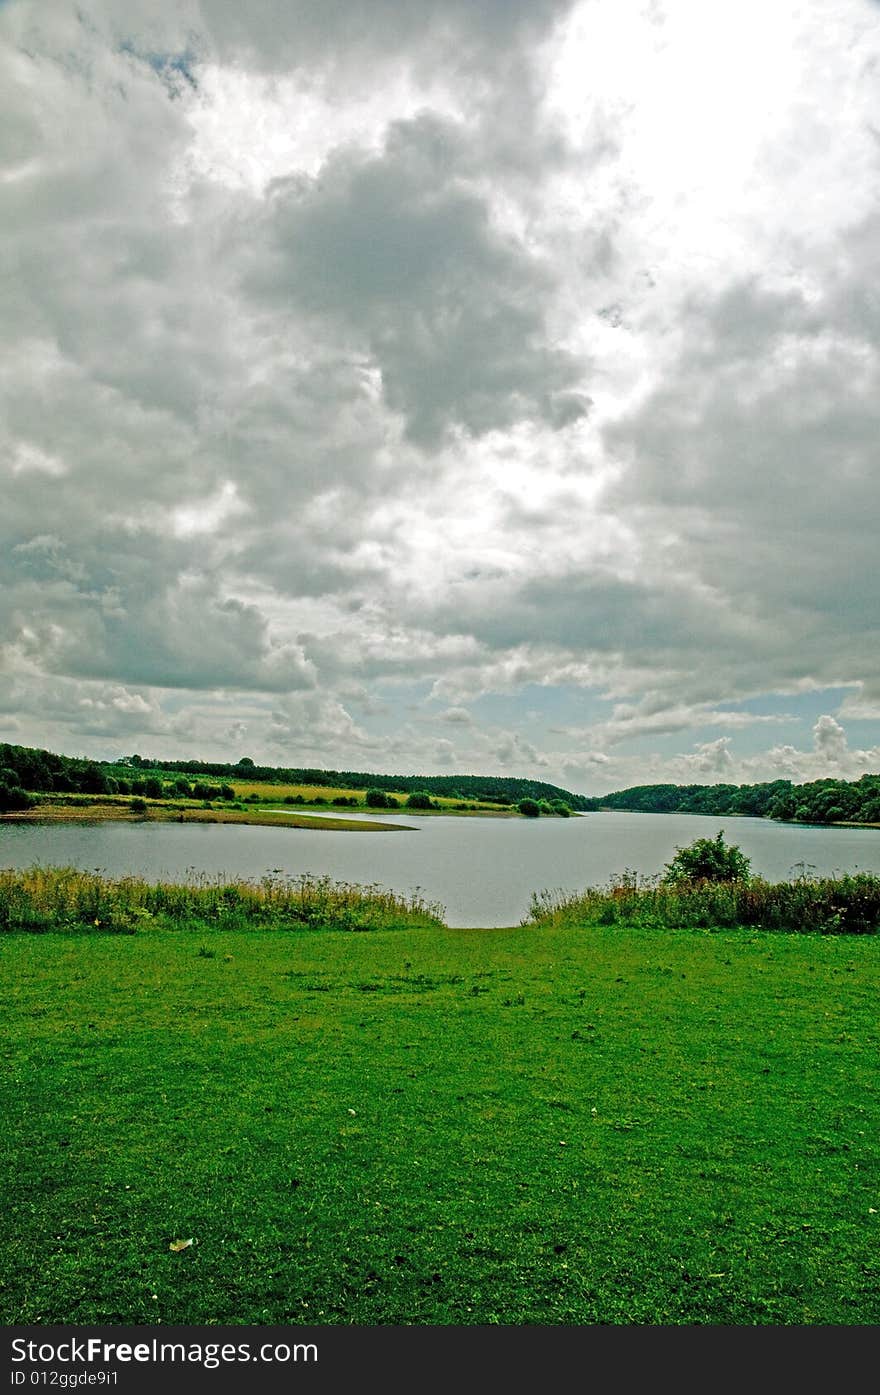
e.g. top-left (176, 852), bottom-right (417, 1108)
top-left (662, 830), bottom-right (751, 885)
top-left (518, 799), bottom-right (540, 818)
top-left (78, 763), bottom-right (109, 795)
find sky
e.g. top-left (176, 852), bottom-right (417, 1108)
top-left (2, 0), bottom-right (880, 796)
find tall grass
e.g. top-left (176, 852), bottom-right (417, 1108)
top-left (0, 866), bottom-right (445, 934)
top-left (526, 869), bottom-right (880, 934)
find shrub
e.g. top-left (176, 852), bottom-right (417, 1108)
top-left (526, 869), bottom-right (880, 935)
top-left (662, 831), bottom-right (751, 885)
top-left (406, 792), bottom-right (434, 810)
top-left (518, 799), bottom-right (541, 818)
top-left (0, 783), bottom-right (34, 812)
top-left (366, 789), bottom-right (396, 808)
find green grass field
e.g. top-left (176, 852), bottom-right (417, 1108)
top-left (1, 906), bottom-right (878, 1326)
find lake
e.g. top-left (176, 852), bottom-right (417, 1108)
top-left (2, 811), bottom-right (880, 927)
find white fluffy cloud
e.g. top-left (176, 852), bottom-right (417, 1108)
top-left (2, 0), bottom-right (879, 794)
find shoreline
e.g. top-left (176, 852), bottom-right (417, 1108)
top-left (0, 802), bottom-right (413, 833)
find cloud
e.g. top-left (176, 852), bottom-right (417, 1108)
top-left (1, 0), bottom-right (879, 794)
top-left (683, 737), bottom-right (735, 776)
top-left (494, 731), bottom-right (549, 769)
top-left (246, 114), bottom-right (584, 445)
top-left (812, 714), bottom-right (849, 763)
top-left (439, 707), bottom-right (474, 726)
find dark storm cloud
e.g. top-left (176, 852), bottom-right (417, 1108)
top-left (246, 114), bottom-right (583, 445)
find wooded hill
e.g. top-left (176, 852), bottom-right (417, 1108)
top-left (581, 775), bottom-right (880, 825)
top-left (0, 743), bottom-right (589, 811)
top-left (124, 755), bottom-right (589, 810)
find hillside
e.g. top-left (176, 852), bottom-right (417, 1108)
top-left (582, 775), bottom-right (880, 825)
top-left (0, 743), bottom-right (589, 811)
top-left (138, 758), bottom-right (589, 809)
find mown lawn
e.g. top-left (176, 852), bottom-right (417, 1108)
top-left (0, 921), bottom-right (877, 1325)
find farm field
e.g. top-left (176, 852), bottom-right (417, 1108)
top-left (1, 911), bottom-right (877, 1326)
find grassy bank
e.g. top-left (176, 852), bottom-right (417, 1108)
top-left (0, 867), bottom-right (443, 935)
top-left (527, 870), bottom-right (880, 935)
top-left (0, 895), bottom-right (878, 1324)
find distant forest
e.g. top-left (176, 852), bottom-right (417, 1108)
top-left (123, 754), bottom-right (590, 809)
top-left (582, 776), bottom-right (880, 825)
top-left (0, 743), bottom-right (589, 811)
top-left (6, 741), bottom-right (880, 825)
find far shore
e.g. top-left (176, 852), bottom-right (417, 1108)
top-left (0, 801), bottom-right (412, 833)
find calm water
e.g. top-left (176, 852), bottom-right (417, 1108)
top-left (2, 811), bottom-right (880, 927)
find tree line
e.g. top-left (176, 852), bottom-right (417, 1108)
top-left (0, 743), bottom-right (235, 811)
top-left (581, 774), bottom-right (880, 825)
top-left (0, 743), bottom-right (588, 812)
top-left (124, 755), bottom-right (589, 809)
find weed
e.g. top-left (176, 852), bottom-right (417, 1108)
top-left (526, 871), bottom-right (880, 935)
top-left (0, 867), bottom-right (445, 935)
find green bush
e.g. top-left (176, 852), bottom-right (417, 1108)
top-left (405, 792), bottom-right (434, 810)
top-left (366, 789), bottom-right (399, 809)
top-left (662, 830), bottom-right (751, 885)
top-left (0, 783), bottom-right (34, 812)
top-left (518, 799), bottom-right (540, 818)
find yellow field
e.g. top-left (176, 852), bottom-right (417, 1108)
top-left (229, 781), bottom-right (463, 808)
top-left (230, 781), bottom-right (374, 802)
